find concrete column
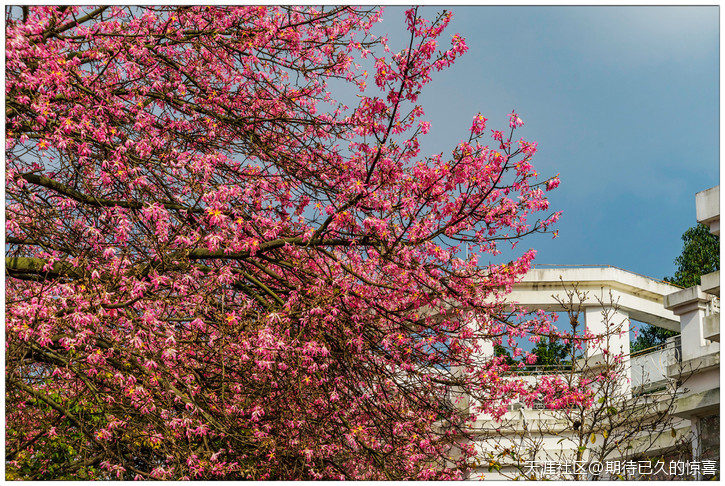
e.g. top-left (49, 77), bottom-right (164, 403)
top-left (664, 286), bottom-right (718, 362)
top-left (461, 318), bottom-right (495, 416)
top-left (583, 306), bottom-right (632, 396)
top-left (691, 417), bottom-right (701, 479)
top-left (583, 306), bottom-right (631, 356)
top-left (451, 318), bottom-right (495, 417)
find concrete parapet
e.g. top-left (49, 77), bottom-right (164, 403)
top-left (700, 270), bottom-right (720, 297)
top-left (703, 314), bottom-right (719, 342)
top-left (672, 388), bottom-right (720, 419)
top-left (696, 186), bottom-right (720, 236)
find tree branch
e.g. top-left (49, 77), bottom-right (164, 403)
top-left (18, 173), bottom-right (198, 212)
top-left (43, 6), bottom-right (109, 39)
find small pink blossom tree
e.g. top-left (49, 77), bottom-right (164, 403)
top-left (6, 6), bottom-right (561, 480)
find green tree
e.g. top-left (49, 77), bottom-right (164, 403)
top-left (529, 335), bottom-right (571, 370)
top-left (632, 223), bottom-right (719, 353)
top-left (664, 223), bottom-right (720, 288)
top-left (494, 344), bottom-right (516, 366)
top-left (631, 324), bottom-right (677, 353)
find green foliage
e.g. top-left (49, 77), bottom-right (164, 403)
top-left (664, 223), bottom-right (720, 288)
top-left (529, 335), bottom-right (571, 370)
top-left (632, 223), bottom-right (719, 352)
top-left (493, 344), bottom-right (516, 366)
top-left (6, 429), bottom-right (99, 480)
top-left (631, 324), bottom-right (678, 353)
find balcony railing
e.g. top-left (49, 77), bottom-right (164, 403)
top-left (511, 364), bottom-right (573, 376)
top-left (630, 335), bottom-right (681, 393)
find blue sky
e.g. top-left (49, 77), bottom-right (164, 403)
top-left (375, 6), bottom-right (719, 282)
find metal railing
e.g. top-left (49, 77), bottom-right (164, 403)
top-left (510, 364), bottom-right (573, 376)
top-left (630, 342), bottom-right (668, 359)
top-left (630, 335), bottom-right (681, 393)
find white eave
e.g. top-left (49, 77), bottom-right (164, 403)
top-left (508, 266), bottom-right (681, 331)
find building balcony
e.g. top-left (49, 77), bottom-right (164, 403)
top-left (631, 336), bottom-right (681, 394)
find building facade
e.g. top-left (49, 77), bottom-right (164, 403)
top-left (466, 186), bottom-right (720, 480)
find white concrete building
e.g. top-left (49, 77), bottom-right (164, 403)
top-left (665, 185), bottom-right (720, 469)
top-left (466, 186), bottom-right (719, 480)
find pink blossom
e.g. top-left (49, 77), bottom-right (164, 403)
top-left (508, 111), bottom-right (524, 128)
top-left (546, 175), bottom-right (561, 191)
top-left (5, 5), bottom-right (564, 481)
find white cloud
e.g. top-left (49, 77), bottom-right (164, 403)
top-left (563, 7), bottom-right (718, 66)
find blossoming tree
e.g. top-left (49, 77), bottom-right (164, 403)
top-left (6, 6), bottom-right (561, 480)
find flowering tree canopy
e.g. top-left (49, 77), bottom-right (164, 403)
top-left (6, 6), bottom-right (561, 480)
